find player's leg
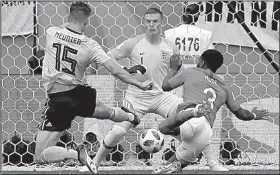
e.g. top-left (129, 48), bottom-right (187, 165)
top-left (94, 98), bottom-right (148, 164)
top-left (92, 95), bottom-right (148, 172)
top-left (91, 98), bottom-right (141, 166)
top-left (158, 101), bottom-right (211, 136)
top-left (92, 121), bottom-right (133, 167)
top-left (176, 119), bottom-right (212, 163)
top-left (34, 98), bottom-right (78, 164)
top-left (79, 85), bottom-right (140, 126)
top-left (158, 108), bottom-right (199, 136)
top-left (179, 118), bottom-right (228, 171)
top-left (202, 144), bottom-right (229, 171)
top-left (34, 117), bottom-right (86, 165)
top-left (154, 142), bottom-right (197, 174)
top-left (35, 86), bottom-right (96, 173)
top-left (92, 98), bottom-right (140, 125)
top-left (155, 121), bottom-right (195, 174)
top-left (92, 119), bottom-right (144, 172)
top-left (154, 141), bottom-right (202, 174)
top-left (185, 115), bottom-right (228, 171)
top-left (34, 128), bottom-right (65, 164)
top-left (156, 94), bottom-right (222, 172)
top-left (153, 92), bottom-right (183, 119)
top-left (154, 93), bottom-right (210, 133)
top-left (155, 119), bottom-right (211, 174)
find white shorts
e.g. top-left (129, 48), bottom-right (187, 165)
top-left (125, 92), bottom-right (183, 118)
top-left (176, 117), bottom-right (213, 163)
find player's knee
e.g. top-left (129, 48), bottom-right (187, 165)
top-left (158, 121), bottom-right (169, 135)
top-left (174, 109), bottom-right (194, 124)
top-left (112, 125), bottom-right (127, 138)
top-left (93, 105), bottom-right (112, 119)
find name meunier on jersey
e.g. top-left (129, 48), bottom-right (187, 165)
top-left (54, 32), bottom-right (81, 45)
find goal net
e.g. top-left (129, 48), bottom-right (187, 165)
top-left (1, 1), bottom-right (279, 172)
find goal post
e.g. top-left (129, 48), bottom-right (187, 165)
top-left (1, 1), bottom-right (279, 170)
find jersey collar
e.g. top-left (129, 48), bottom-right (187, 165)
top-left (66, 28), bottom-right (82, 35)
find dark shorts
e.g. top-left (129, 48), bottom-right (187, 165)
top-left (38, 85), bottom-right (97, 132)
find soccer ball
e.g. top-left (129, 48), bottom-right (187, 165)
top-left (139, 129), bottom-right (164, 153)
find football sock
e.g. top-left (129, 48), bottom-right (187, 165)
top-left (94, 125), bottom-right (127, 164)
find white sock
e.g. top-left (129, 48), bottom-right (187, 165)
top-left (94, 125), bottom-right (127, 164)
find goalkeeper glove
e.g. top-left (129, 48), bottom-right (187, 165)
top-left (123, 65), bottom-right (147, 75)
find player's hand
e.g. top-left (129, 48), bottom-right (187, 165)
top-left (252, 107), bottom-right (270, 120)
top-left (139, 80), bottom-right (153, 91)
top-left (124, 65), bottom-right (147, 75)
top-left (170, 54), bottom-right (182, 72)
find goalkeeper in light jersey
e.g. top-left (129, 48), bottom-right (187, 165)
top-left (92, 5), bottom-right (228, 173)
top-left (154, 49), bottom-right (270, 174)
top-left (91, 7), bottom-right (189, 173)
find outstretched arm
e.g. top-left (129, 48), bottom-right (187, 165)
top-left (225, 87), bottom-right (269, 121)
top-left (102, 59), bottom-right (153, 91)
top-left (88, 41), bottom-right (153, 91)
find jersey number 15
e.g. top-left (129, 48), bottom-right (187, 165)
top-left (53, 43), bottom-right (78, 75)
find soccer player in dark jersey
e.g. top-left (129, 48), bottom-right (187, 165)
top-left (154, 49), bottom-right (269, 173)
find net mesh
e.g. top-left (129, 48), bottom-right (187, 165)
top-left (1, 0), bottom-right (279, 171)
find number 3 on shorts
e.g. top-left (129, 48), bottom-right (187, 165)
top-left (203, 88), bottom-right (216, 109)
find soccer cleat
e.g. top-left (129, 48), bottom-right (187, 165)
top-left (90, 161), bottom-right (99, 174)
top-left (194, 103), bottom-right (212, 117)
top-left (210, 164), bottom-right (229, 171)
top-left (121, 99), bottom-right (140, 126)
top-left (77, 144), bottom-right (96, 174)
top-left (154, 161), bottom-right (182, 174)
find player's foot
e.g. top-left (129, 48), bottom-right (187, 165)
top-left (193, 103), bottom-right (212, 117)
top-left (76, 144), bottom-right (96, 174)
top-left (210, 164), bottom-right (229, 171)
top-left (121, 100), bottom-right (140, 126)
top-left (90, 161), bottom-right (99, 174)
top-left (154, 161), bottom-right (182, 174)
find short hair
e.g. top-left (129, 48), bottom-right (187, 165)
top-left (182, 3), bottom-right (200, 23)
top-left (69, 2), bottom-right (91, 20)
top-left (201, 49), bottom-right (224, 73)
top-left (144, 7), bottom-right (163, 19)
